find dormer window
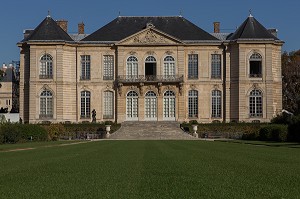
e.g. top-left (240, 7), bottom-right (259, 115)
top-left (249, 53), bottom-right (262, 78)
top-left (146, 23), bottom-right (154, 28)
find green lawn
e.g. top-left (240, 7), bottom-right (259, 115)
top-left (0, 140), bottom-right (299, 199)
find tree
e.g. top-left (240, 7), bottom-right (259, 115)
top-left (282, 50), bottom-right (300, 114)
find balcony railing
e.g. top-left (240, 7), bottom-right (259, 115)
top-left (249, 73), bottom-right (262, 78)
top-left (39, 74), bottom-right (53, 79)
top-left (80, 76), bottom-right (90, 80)
top-left (39, 114), bottom-right (53, 119)
top-left (117, 75), bottom-right (183, 83)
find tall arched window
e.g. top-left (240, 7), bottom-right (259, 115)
top-left (145, 56), bottom-right (156, 79)
top-left (81, 91), bottom-right (91, 118)
top-left (103, 91), bottom-right (114, 119)
top-left (164, 56), bottom-right (175, 78)
top-left (145, 91), bottom-right (157, 119)
top-left (40, 90), bottom-right (53, 118)
top-left (212, 90), bottom-right (222, 118)
top-left (188, 90), bottom-right (198, 118)
top-left (126, 56), bottom-right (138, 79)
top-left (126, 91), bottom-right (138, 120)
top-left (249, 89), bottom-right (263, 117)
top-left (40, 54), bottom-right (53, 79)
top-left (249, 53), bottom-right (262, 78)
top-left (163, 90), bottom-right (175, 120)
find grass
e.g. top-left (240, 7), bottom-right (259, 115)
top-left (0, 140), bottom-right (299, 198)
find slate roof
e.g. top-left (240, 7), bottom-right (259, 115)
top-left (0, 68), bottom-right (16, 82)
top-left (23, 16), bottom-right (73, 42)
top-left (82, 16), bottom-right (219, 42)
top-left (227, 15), bottom-right (279, 40)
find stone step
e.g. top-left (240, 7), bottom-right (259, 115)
top-left (109, 121), bottom-right (196, 140)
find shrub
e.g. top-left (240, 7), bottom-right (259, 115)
top-left (0, 124), bottom-right (48, 144)
top-left (21, 124), bottom-right (48, 141)
top-left (44, 123), bottom-right (66, 141)
top-left (259, 125), bottom-right (288, 142)
top-left (287, 115), bottom-right (300, 142)
top-left (271, 112), bottom-right (293, 125)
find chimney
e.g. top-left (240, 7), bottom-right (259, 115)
top-left (56, 20), bottom-right (68, 32)
top-left (78, 22), bottom-right (85, 34)
top-left (213, 22), bottom-right (220, 33)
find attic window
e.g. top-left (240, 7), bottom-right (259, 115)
top-left (146, 23), bottom-right (154, 28)
top-left (249, 53), bottom-right (262, 78)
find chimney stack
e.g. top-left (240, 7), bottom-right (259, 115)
top-left (213, 22), bottom-right (220, 33)
top-left (78, 22), bottom-right (85, 34)
top-left (56, 20), bottom-right (68, 32)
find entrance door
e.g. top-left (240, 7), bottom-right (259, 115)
top-left (145, 91), bottom-right (157, 120)
top-left (163, 90), bottom-right (175, 120)
top-left (126, 91), bottom-right (138, 121)
top-left (145, 56), bottom-right (156, 81)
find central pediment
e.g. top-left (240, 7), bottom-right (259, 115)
top-left (116, 27), bottom-right (184, 45)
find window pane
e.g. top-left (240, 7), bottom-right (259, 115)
top-left (104, 91), bottom-right (114, 119)
top-left (188, 90), bottom-right (198, 118)
top-left (103, 55), bottom-right (114, 80)
top-left (81, 91), bottom-right (91, 118)
top-left (212, 90), bottom-right (221, 118)
top-left (188, 54), bottom-right (198, 79)
top-left (81, 55), bottom-right (91, 80)
top-left (211, 54), bottom-right (221, 78)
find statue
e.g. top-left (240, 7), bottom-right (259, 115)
top-left (92, 109), bottom-right (96, 123)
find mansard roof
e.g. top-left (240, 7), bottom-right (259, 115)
top-left (23, 16), bottom-right (73, 42)
top-left (227, 15), bottom-right (279, 41)
top-left (82, 16), bottom-right (219, 42)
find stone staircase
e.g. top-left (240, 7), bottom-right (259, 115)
top-left (109, 121), bottom-right (196, 140)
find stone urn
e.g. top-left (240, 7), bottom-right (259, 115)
top-left (192, 124), bottom-right (198, 138)
top-left (105, 125), bottom-right (111, 138)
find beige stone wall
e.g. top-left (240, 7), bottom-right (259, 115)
top-left (19, 39), bottom-right (283, 123)
top-left (0, 81), bottom-right (13, 110)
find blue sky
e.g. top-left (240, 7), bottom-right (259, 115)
top-left (0, 0), bottom-right (299, 64)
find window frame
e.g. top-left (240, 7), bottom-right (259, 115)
top-left (81, 91), bottom-right (91, 118)
top-left (103, 91), bottom-right (114, 119)
top-left (211, 54), bottom-right (221, 79)
top-left (39, 54), bottom-right (53, 79)
top-left (249, 53), bottom-right (262, 78)
top-left (40, 90), bottom-right (53, 118)
top-left (80, 55), bottom-right (91, 80)
top-left (103, 55), bottom-right (114, 80)
top-left (188, 90), bottom-right (198, 118)
top-left (211, 90), bottom-right (222, 118)
top-left (188, 54), bottom-right (198, 79)
top-left (249, 89), bottom-right (263, 117)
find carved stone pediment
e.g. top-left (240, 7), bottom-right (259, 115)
top-left (117, 28), bottom-right (183, 45)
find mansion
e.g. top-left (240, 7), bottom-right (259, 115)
top-left (18, 14), bottom-right (283, 123)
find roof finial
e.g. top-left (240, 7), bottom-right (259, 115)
top-left (47, 10), bottom-right (51, 18)
top-left (179, 10), bottom-right (183, 17)
top-left (249, 9), bottom-right (253, 17)
top-left (118, 11), bottom-right (121, 17)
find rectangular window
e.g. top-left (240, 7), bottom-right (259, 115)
top-left (103, 91), bottom-right (114, 119)
top-left (188, 54), bottom-right (198, 79)
top-left (81, 55), bottom-right (90, 80)
top-left (211, 54), bottom-right (221, 79)
top-left (81, 91), bottom-right (91, 118)
top-left (103, 55), bottom-right (114, 80)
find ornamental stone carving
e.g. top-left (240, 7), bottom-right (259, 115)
top-left (133, 30), bottom-right (166, 44)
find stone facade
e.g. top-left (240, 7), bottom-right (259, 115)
top-left (18, 15), bottom-right (284, 123)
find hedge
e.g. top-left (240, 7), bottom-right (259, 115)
top-left (0, 124), bottom-right (48, 144)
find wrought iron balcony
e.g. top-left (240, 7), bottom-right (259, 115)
top-left (39, 74), bottom-right (53, 79)
top-left (39, 114), bottom-right (53, 119)
top-left (117, 75), bottom-right (183, 83)
top-left (249, 73), bottom-right (262, 78)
